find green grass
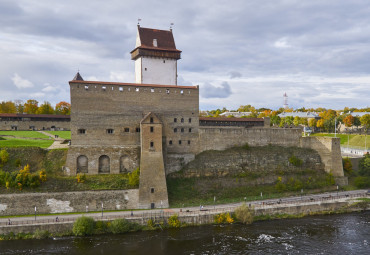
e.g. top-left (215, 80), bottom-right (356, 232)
top-left (311, 133), bottom-right (369, 148)
top-left (0, 131), bottom-right (50, 139)
top-left (44, 131), bottom-right (71, 140)
top-left (0, 138), bottom-right (53, 148)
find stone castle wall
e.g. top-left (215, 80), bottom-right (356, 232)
top-left (0, 120), bottom-right (69, 131)
top-left (0, 189), bottom-right (139, 216)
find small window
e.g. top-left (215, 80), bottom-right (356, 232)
top-left (106, 129), bottom-right (114, 134)
top-left (150, 117), bottom-right (154, 123)
top-left (124, 128), bottom-right (130, 132)
top-left (102, 86), bottom-right (106, 90)
top-left (188, 140), bottom-right (191, 145)
top-left (166, 89), bottom-right (170, 94)
top-left (128, 88), bottom-right (131, 91)
top-left (181, 128), bottom-right (184, 133)
top-left (150, 126), bottom-right (154, 132)
top-left (151, 188), bottom-right (155, 193)
top-left (169, 140), bottom-right (173, 145)
top-left (189, 118), bottom-right (192, 123)
top-left (181, 118), bottom-right (184, 123)
top-left (174, 118), bottom-right (177, 122)
top-left (189, 128), bottom-right (192, 133)
top-left (78, 129), bottom-right (86, 134)
top-left (145, 68), bottom-right (147, 71)
top-left (136, 87), bottom-right (139, 92)
top-left (112, 87), bottom-right (114, 90)
top-left (119, 87), bottom-right (123, 92)
top-left (174, 128), bottom-right (177, 133)
top-left (179, 140), bottom-right (182, 145)
top-left (150, 141), bottom-right (154, 148)
top-left (180, 90), bottom-right (183, 94)
top-left (136, 127), bottom-right (140, 132)
top-left (151, 88), bottom-right (155, 92)
top-left (84, 85), bottom-right (89, 90)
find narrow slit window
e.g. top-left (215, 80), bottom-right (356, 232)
top-left (178, 140), bottom-right (182, 145)
top-left (78, 129), bottom-right (86, 134)
top-left (181, 118), bottom-right (184, 123)
top-left (151, 188), bottom-right (155, 193)
top-left (166, 89), bottom-right (170, 94)
top-left (169, 140), bottom-right (173, 145)
top-left (151, 88), bottom-right (155, 92)
top-left (174, 128), bottom-right (177, 133)
top-left (181, 128), bottom-right (184, 133)
top-left (189, 118), bottom-right (192, 123)
top-left (136, 127), bottom-right (140, 132)
top-left (136, 88), bottom-right (139, 92)
top-left (119, 87), bottom-right (123, 92)
top-left (150, 117), bottom-right (154, 123)
top-left (189, 128), bottom-right (192, 133)
top-left (150, 126), bottom-right (154, 132)
top-left (150, 141), bottom-right (154, 148)
top-left (174, 118), bottom-right (177, 122)
top-left (188, 140), bottom-right (191, 145)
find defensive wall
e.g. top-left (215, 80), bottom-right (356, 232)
top-left (0, 114), bottom-right (70, 131)
top-left (0, 189), bottom-right (139, 216)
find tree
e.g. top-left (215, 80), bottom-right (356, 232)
top-left (353, 116), bottom-right (361, 129)
top-left (0, 101), bottom-right (17, 113)
top-left (284, 116), bottom-right (294, 126)
top-left (36, 101), bottom-right (54, 114)
top-left (316, 119), bottom-right (324, 130)
top-left (270, 115), bottom-right (281, 126)
top-left (308, 118), bottom-right (317, 128)
top-left (293, 116), bottom-right (300, 126)
top-left (343, 115), bottom-right (354, 127)
top-left (55, 101), bottom-right (71, 115)
top-left (358, 154), bottom-right (370, 176)
top-left (24, 99), bottom-right (39, 114)
top-left (360, 114), bottom-right (370, 132)
top-left (14, 100), bottom-right (24, 114)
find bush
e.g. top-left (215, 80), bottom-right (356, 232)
top-left (214, 213), bottom-right (233, 224)
top-left (15, 158), bottom-right (21, 167)
top-left (109, 219), bottom-right (131, 234)
top-left (0, 149), bottom-right (9, 167)
top-left (359, 154), bottom-right (370, 176)
top-left (76, 173), bottom-right (86, 183)
top-left (95, 221), bottom-right (109, 234)
top-left (289, 155), bottom-right (303, 167)
top-left (354, 176), bottom-right (370, 188)
top-left (128, 168), bottom-right (140, 187)
top-left (342, 157), bottom-right (353, 176)
top-left (72, 216), bottom-right (95, 236)
top-left (33, 229), bottom-right (50, 239)
top-left (234, 204), bottom-right (254, 224)
top-left (168, 214), bottom-right (181, 228)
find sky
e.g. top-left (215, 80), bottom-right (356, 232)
top-left (1, 0), bottom-right (370, 111)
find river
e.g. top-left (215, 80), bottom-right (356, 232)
top-left (0, 211), bottom-right (369, 255)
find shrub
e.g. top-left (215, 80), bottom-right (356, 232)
top-left (15, 159), bottom-right (21, 167)
top-left (72, 216), bottom-right (95, 236)
top-left (342, 157), bottom-right (353, 176)
top-left (354, 176), bottom-right (370, 188)
top-left (39, 169), bottom-right (47, 182)
top-left (95, 221), bottom-right (109, 234)
top-left (76, 173), bottom-right (86, 183)
top-left (33, 229), bottom-right (50, 239)
top-left (214, 213), bottom-right (233, 224)
top-left (234, 204), bottom-right (254, 224)
top-left (289, 155), bottom-right (303, 167)
top-left (359, 154), bottom-right (370, 176)
top-left (147, 219), bottom-right (155, 229)
top-left (168, 214), bottom-right (181, 228)
top-left (128, 168), bottom-right (140, 187)
top-left (109, 219), bottom-right (131, 234)
top-left (275, 176), bottom-right (286, 192)
top-left (0, 149), bottom-right (9, 167)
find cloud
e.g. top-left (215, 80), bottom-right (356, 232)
top-left (11, 73), bottom-right (34, 88)
top-left (229, 71), bottom-right (242, 79)
top-left (42, 85), bottom-right (57, 92)
top-left (201, 81), bottom-right (232, 98)
top-left (274, 37), bottom-right (291, 48)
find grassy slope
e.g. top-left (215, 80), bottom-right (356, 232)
top-left (44, 131), bottom-right (71, 140)
top-left (0, 138), bottom-right (53, 148)
top-left (0, 131), bottom-right (50, 139)
top-left (311, 133), bottom-right (369, 148)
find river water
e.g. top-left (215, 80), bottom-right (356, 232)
top-left (0, 211), bottom-right (369, 255)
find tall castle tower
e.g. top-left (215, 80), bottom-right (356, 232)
top-left (131, 25), bottom-right (181, 85)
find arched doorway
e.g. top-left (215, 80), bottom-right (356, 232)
top-left (99, 155), bottom-right (110, 173)
top-left (77, 155), bottom-right (88, 173)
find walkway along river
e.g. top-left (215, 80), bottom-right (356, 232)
top-left (0, 190), bottom-right (368, 235)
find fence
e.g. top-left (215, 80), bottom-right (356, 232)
top-left (341, 145), bottom-right (369, 156)
top-left (1, 191), bottom-right (368, 228)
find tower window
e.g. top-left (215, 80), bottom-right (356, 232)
top-left (102, 86), bottom-right (106, 90)
top-left (188, 140), bottom-right (191, 145)
top-left (150, 117), bottom-right (154, 123)
top-left (166, 89), bottom-right (170, 94)
top-left (181, 118), bottom-right (184, 123)
top-left (174, 118), bottom-right (177, 122)
top-left (180, 90), bottom-right (183, 94)
top-left (151, 188), bottom-right (155, 193)
top-left (174, 128), bottom-right (177, 133)
top-left (124, 128), bottom-right (130, 132)
top-left (119, 87), bottom-right (123, 92)
top-left (151, 88), bottom-right (155, 92)
top-left (78, 129), bottom-right (86, 134)
top-left (181, 128), bottom-right (184, 133)
top-left (136, 127), bottom-right (140, 132)
top-left (169, 140), bottom-right (173, 145)
top-left (150, 141), bottom-right (154, 148)
top-left (106, 129), bottom-right (114, 134)
top-left (150, 126), bottom-right (154, 132)
top-left (189, 128), bottom-right (192, 133)
top-left (179, 140), bottom-right (182, 145)
top-left (136, 88), bottom-right (139, 92)
top-left (189, 118), bottom-right (192, 123)
top-left (84, 85), bottom-right (89, 90)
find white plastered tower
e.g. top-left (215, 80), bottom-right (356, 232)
top-left (131, 25), bottom-right (182, 85)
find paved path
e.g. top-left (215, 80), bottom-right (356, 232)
top-left (1, 190), bottom-right (367, 226)
top-left (37, 131), bottom-right (69, 149)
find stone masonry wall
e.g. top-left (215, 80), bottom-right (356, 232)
top-left (0, 189), bottom-right (139, 216)
top-left (0, 120), bottom-right (70, 131)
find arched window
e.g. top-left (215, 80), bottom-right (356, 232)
top-left (99, 155), bottom-right (110, 173)
top-left (77, 155), bottom-right (88, 173)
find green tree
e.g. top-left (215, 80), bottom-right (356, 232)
top-left (360, 114), bottom-right (370, 132)
top-left (284, 116), bottom-right (294, 126)
top-left (0, 149), bottom-right (9, 167)
top-left (128, 168), bottom-right (140, 187)
top-left (293, 116), bottom-right (300, 126)
top-left (270, 115), bottom-right (281, 126)
top-left (359, 154), bottom-right (370, 176)
top-left (308, 118), bottom-right (317, 128)
top-left (36, 101), bottom-right (54, 114)
top-left (342, 157), bottom-right (353, 176)
top-left (234, 204), bottom-right (254, 224)
top-left (24, 99), bottom-right (39, 114)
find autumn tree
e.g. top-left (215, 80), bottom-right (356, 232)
top-left (24, 99), bottom-right (39, 114)
top-left (14, 100), bottom-right (24, 114)
top-left (308, 118), bottom-right (317, 128)
top-left (293, 116), bottom-right (300, 126)
top-left (55, 101), bottom-right (71, 115)
top-left (343, 115), bottom-right (354, 128)
top-left (360, 114), bottom-right (370, 132)
top-left (36, 101), bottom-right (54, 114)
top-left (0, 101), bottom-right (16, 113)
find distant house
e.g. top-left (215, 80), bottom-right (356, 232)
top-left (219, 111), bottom-right (253, 117)
top-left (348, 112), bottom-right (370, 118)
top-left (0, 113), bottom-right (70, 131)
top-left (278, 112), bottom-right (320, 119)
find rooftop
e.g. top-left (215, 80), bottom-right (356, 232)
top-left (199, 117), bottom-right (264, 122)
top-left (69, 80), bottom-right (198, 89)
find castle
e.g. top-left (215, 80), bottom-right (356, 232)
top-left (65, 25), bottom-right (345, 209)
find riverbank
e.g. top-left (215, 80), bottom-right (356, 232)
top-left (1, 191), bottom-right (368, 238)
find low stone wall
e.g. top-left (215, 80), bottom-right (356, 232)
top-left (0, 189), bottom-right (139, 216)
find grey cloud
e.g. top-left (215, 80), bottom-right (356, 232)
top-left (229, 71), bottom-right (242, 79)
top-left (201, 82), bottom-right (232, 98)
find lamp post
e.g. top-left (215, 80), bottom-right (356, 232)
top-left (214, 196), bottom-right (216, 210)
top-left (101, 202), bottom-right (103, 218)
top-left (34, 206), bottom-right (37, 221)
top-left (334, 117), bottom-right (337, 137)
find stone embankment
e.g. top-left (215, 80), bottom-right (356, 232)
top-left (0, 190), bottom-right (368, 235)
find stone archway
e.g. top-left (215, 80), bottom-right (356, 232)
top-left (77, 155), bottom-right (88, 173)
top-left (99, 155), bottom-right (110, 173)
